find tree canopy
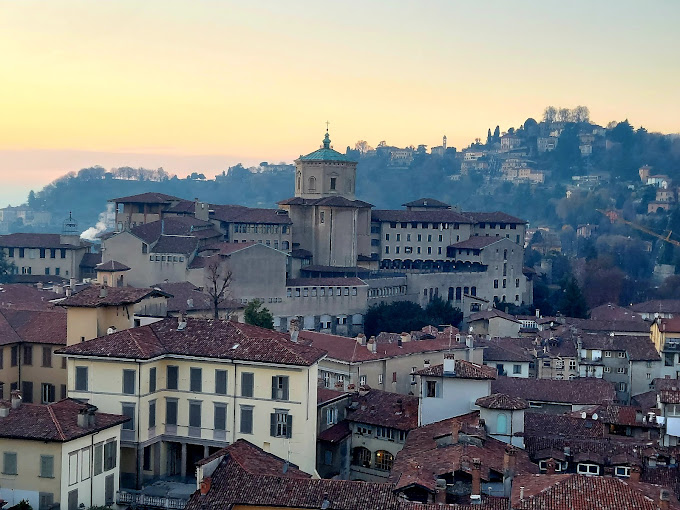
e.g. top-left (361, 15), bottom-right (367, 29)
top-left (244, 299), bottom-right (274, 329)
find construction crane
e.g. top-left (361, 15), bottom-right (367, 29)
top-left (596, 209), bottom-right (680, 247)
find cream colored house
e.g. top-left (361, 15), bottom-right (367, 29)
top-left (0, 395), bottom-right (127, 510)
top-left (57, 317), bottom-right (326, 488)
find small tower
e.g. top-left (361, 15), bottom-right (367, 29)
top-left (443, 135), bottom-right (447, 151)
top-left (60, 212), bottom-right (81, 246)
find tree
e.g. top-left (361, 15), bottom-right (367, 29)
top-left (493, 126), bottom-right (500, 144)
top-left (424, 297), bottom-right (463, 328)
top-left (543, 106), bottom-right (557, 123)
top-left (355, 140), bottom-right (372, 154)
top-left (364, 301), bottom-right (428, 337)
top-left (486, 128), bottom-right (492, 146)
top-left (573, 105), bottom-right (590, 123)
top-left (0, 249), bottom-right (15, 283)
top-left (559, 276), bottom-right (588, 318)
top-left (557, 108), bottom-right (571, 123)
top-left (205, 260), bottom-right (233, 319)
top-left (244, 299), bottom-right (274, 329)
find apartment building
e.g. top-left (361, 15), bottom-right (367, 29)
top-left (0, 395), bottom-right (127, 510)
top-left (57, 317), bottom-right (326, 485)
top-left (651, 317), bottom-right (680, 379)
top-left (110, 192), bottom-right (184, 231)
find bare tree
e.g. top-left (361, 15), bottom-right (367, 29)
top-left (543, 106), bottom-right (557, 123)
top-left (557, 108), bottom-right (571, 123)
top-left (354, 140), bottom-right (373, 154)
top-left (573, 105), bottom-right (590, 123)
top-left (205, 260), bottom-right (233, 319)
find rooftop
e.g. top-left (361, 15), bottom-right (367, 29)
top-left (469, 308), bottom-right (520, 323)
top-left (151, 281), bottom-right (243, 314)
top-left (371, 209), bottom-right (471, 224)
top-left (416, 359), bottom-right (497, 380)
top-left (0, 232), bottom-right (89, 249)
top-left (631, 300), bottom-right (680, 315)
top-left (58, 285), bottom-right (170, 308)
top-left (108, 192), bottom-right (183, 204)
top-left (296, 132), bottom-right (358, 163)
top-left (491, 376), bottom-right (616, 405)
top-left (346, 389), bottom-right (419, 431)
top-left (95, 260), bottom-right (131, 272)
top-left (578, 334), bottom-right (660, 361)
top-left (0, 398), bottom-right (128, 442)
top-left (589, 303), bottom-right (644, 322)
top-left (402, 198), bottom-right (451, 209)
top-left (449, 237), bottom-right (507, 250)
top-left (475, 393), bottom-right (529, 410)
top-left (0, 307), bottom-right (66, 346)
top-left (0, 284), bottom-right (62, 311)
top-left (58, 317), bottom-right (327, 366)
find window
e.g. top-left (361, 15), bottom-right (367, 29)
top-left (122, 403), bottom-right (135, 431)
top-left (272, 376), bottom-right (290, 400)
top-left (323, 371), bottom-right (331, 388)
top-left (271, 411), bottom-right (292, 438)
top-left (81, 448), bottom-right (90, 481)
top-left (3, 452), bottom-right (17, 475)
top-left (41, 383), bottom-right (56, 404)
top-left (39, 493), bottom-right (54, 510)
top-left (618, 382), bottom-right (628, 392)
top-left (167, 366), bottom-right (179, 390)
top-left (166, 398), bottom-right (178, 425)
top-left (149, 400), bottom-right (156, 429)
top-left (68, 452), bottom-right (78, 485)
top-left (513, 364), bottom-right (522, 375)
top-left (215, 370), bottom-right (228, 395)
top-left (23, 345), bottom-right (33, 366)
top-left (617, 367), bottom-right (627, 374)
top-left (214, 404), bottom-right (227, 431)
top-left (93, 443), bottom-right (103, 476)
top-left (605, 351), bottom-right (612, 357)
top-left (577, 463), bottom-right (600, 476)
top-left (22, 381), bottom-right (33, 403)
top-left (375, 450), bottom-right (394, 471)
top-left (555, 360), bottom-right (564, 369)
top-left (11, 345), bottom-right (18, 366)
top-left (123, 369), bottom-right (136, 394)
top-left (618, 351), bottom-right (626, 358)
top-left (324, 450), bottom-right (333, 466)
top-left (604, 366), bottom-right (611, 373)
top-left (494, 279), bottom-right (499, 288)
top-left (396, 233), bottom-right (400, 242)
top-left (189, 401), bottom-right (202, 429)
top-left (543, 360), bottom-right (551, 368)
top-left (104, 440), bottom-right (117, 471)
top-left (569, 360), bottom-right (577, 370)
top-left (326, 407), bottom-right (337, 425)
top-left (376, 427), bottom-right (395, 440)
top-left (378, 374), bottom-right (384, 384)
top-left (241, 372), bottom-right (254, 397)
top-left (42, 346), bottom-right (52, 367)
top-left (353, 447), bottom-right (371, 467)
top-left (330, 177), bottom-right (336, 190)
top-left (149, 367), bottom-right (156, 393)
top-left (497, 414), bottom-right (508, 434)
top-left (190, 367), bottom-right (202, 392)
top-left (615, 466), bottom-right (631, 478)
top-left (309, 176), bottom-right (316, 191)
top-left (426, 380), bottom-right (439, 398)
top-left (240, 405), bottom-right (254, 434)
top-left (516, 278), bottom-right (520, 288)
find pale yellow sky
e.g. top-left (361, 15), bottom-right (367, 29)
top-left (0, 1), bottom-right (678, 204)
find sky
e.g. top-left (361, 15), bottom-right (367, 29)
top-left (0, 0), bottom-right (678, 205)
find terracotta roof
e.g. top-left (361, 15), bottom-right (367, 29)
top-left (108, 192), bottom-right (183, 203)
top-left (589, 303), bottom-right (644, 322)
top-left (511, 473), bottom-right (680, 510)
top-left (210, 204), bottom-right (293, 225)
top-left (463, 211), bottom-right (526, 224)
top-left (524, 412), bottom-right (605, 439)
top-left (0, 284), bottom-right (61, 311)
top-left (0, 398), bottom-right (128, 442)
top-left (371, 209), bottom-right (471, 224)
top-left (129, 217), bottom-right (220, 244)
top-left (578, 334), bottom-right (660, 361)
top-left (0, 308), bottom-right (66, 346)
top-left (290, 248), bottom-right (313, 258)
top-left (318, 420), bottom-right (351, 443)
top-left (0, 233), bottom-right (89, 249)
top-left (631, 300), bottom-right (680, 314)
top-left (389, 413), bottom-right (538, 492)
top-left (346, 389), bottom-right (419, 431)
top-left (657, 318), bottom-right (680, 333)
top-left (660, 390), bottom-right (680, 404)
top-left (402, 198), bottom-right (451, 209)
top-left (476, 393), bottom-right (529, 410)
top-left (58, 285), bottom-right (169, 308)
top-left (469, 308), bottom-right (520, 323)
top-left (95, 260), bottom-right (130, 272)
top-left (279, 196), bottom-right (373, 208)
top-left (151, 235), bottom-right (200, 255)
top-left (286, 277), bottom-right (367, 287)
top-left (417, 359), bottom-right (497, 380)
top-left (632, 391), bottom-right (659, 410)
top-left (482, 340), bottom-right (534, 362)
top-left (449, 237), bottom-right (506, 250)
top-left (317, 388), bottom-right (349, 406)
top-left (491, 377), bottom-right (616, 405)
top-left (564, 317), bottom-right (650, 334)
top-left (57, 317), bottom-right (327, 366)
top-left (152, 281), bottom-right (243, 313)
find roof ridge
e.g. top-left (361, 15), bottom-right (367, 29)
top-left (47, 404), bottom-right (67, 441)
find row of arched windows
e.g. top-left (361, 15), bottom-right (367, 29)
top-left (351, 447), bottom-right (394, 471)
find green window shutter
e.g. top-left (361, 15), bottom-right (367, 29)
top-left (270, 413), bottom-right (277, 437)
top-left (271, 376), bottom-right (277, 400)
top-left (286, 414), bottom-right (293, 438)
top-left (282, 377), bottom-right (289, 401)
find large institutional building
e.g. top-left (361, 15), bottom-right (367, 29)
top-left (96, 130), bottom-right (532, 334)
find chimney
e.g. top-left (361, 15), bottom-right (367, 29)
top-left (660, 489), bottom-right (671, 510)
top-left (519, 486), bottom-right (525, 501)
top-left (289, 318), bottom-right (300, 343)
top-left (629, 465), bottom-right (641, 483)
top-left (65, 287), bottom-right (72, 297)
top-left (435, 478), bottom-right (447, 505)
top-left (545, 458), bottom-right (556, 475)
top-left (200, 477), bottom-right (212, 496)
top-left (0, 401), bottom-right (9, 418)
top-left (368, 337), bottom-right (377, 353)
top-left (535, 308), bottom-right (540, 318)
top-left (99, 286), bottom-right (108, 298)
top-left (69, 278), bottom-right (76, 289)
top-left (503, 446), bottom-right (517, 478)
top-left (443, 354), bottom-right (456, 375)
top-left (471, 458), bottom-right (482, 502)
top-left (356, 334), bottom-right (366, 346)
top-left (11, 390), bottom-right (22, 409)
top-left (77, 409), bottom-right (89, 428)
top-left (451, 420), bottom-right (461, 444)
top-left (400, 333), bottom-right (411, 343)
top-left (36, 282), bottom-right (43, 290)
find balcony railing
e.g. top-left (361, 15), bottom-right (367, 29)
top-left (117, 490), bottom-right (189, 510)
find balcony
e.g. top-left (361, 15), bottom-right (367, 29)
top-left (117, 479), bottom-right (195, 510)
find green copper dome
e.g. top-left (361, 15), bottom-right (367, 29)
top-left (298, 130), bottom-right (357, 163)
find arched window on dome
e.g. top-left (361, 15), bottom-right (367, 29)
top-left (497, 413), bottom-right (508, 435)
top-left (297, 172), bottom-right (301, 191)
top-left (308, 176), bottom-right (316, 191)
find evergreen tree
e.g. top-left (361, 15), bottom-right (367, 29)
top-left (559, 276), bottom-right (588, 318)
top-left (486, 128), bottom-right (492, 146)
top-left (424, 296), bottom-right (463, 327)
top-left (493, 126), bottom-right (500, 143)
top-left (244, 299), bottom-right (274, 329)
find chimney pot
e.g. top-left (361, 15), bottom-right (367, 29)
top-left (200, 477), bottom-right (212, 496)
top-left (451, 421), bottom-right (461, 444)
top-left (545, 458), bottom-right (556, 475)
top-left (471, 458), bottom-right (482, 499)
top-left (10, 390), bottom-right (22, 409)
top-left (629, 465), bottom-right (641, 483)
top-left (435, 479), bottom-right (447, 505)
top-left (289, 318), bottom-right (300, 343)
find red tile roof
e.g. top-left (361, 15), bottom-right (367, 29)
top-left (129, 216), bottom-right (221, 244)
top-left (152, 281), bottom-right (243, 313)
top-left (0, 284), bottom-right (61, 310)
top-left (109, 192), bottom-right (183, 204)
top-left (95, 260), bottom-right (130, 272)
top-left (150, 236), bottom-right (200, 255)
top-left (346, 389), bottom-right (419, 431)
top-left (657, 318), bottom-right (680, 333)
top-left (0, 233), bottom-right (89, 249)
top-left (280, 196), bottom-right (373, 208)
top-left (210, 204), bottom-right (293, 225)
top-left (57, 317), bottom-right (326, 366)
top-left (511, 473), bottom-right (680, 510)
top-left (469, 308), bottom-right (520, 323)
top-left (475, 393), bottom-right (529, 410)
top-left (564, 317), bottom-right (650, 334)
top-left (318, 420), bottom-right (351, 443)
top-left (371, 209), bottom-right (471, 224)
top-left (632, 300), bottom-right (680, 314)
top-left (464, 211), bottom-right (526, 224)
top-left (58, 285), bottom-right (169, 308)
top-left (0, 308), bottom-right (66, 346)
top-left (402, 198), bottom-right (451, 209)
top-left (491, 376), bottom-right (616, 405)
top-left (0, 398), bottom-right (128, 442)
top-left (317, 388), bottom-right (349, 406)
top-left (578, 334), bottom-right (660, 361)
top-left (589, 303), bottom-right (644, 322)
top-left (524, 412), bottom-right (605, 439)
top-left (416, 359), bottom-right (497, 380)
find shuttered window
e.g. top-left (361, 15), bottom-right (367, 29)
top-left (240, 406), bottom-right (253, 434)
top-left (105, 474), bottom-right (114, 506)
top-left (215, 370), bottom-right (227, 395)
top-left (270, 411), bottom-right (292, 438)
top-left (166, 399), bottom-right (178, 425)
top-left (39, 493), bottom-right (54, 510)
top-left (122, 369), bottom-right (136, 395)
top-left (214, 404), bottom-right (227, 431)
top-left (241, 372), bottom-right (254, 398)
top-left (189, 401), bottom-right (201, 428)
top-left (3, 452), bottom-right (17, 475)
top-left (167, 366), bottom-right (179, 390)
top-left (104, 441), bottom-right (117, 471)
top-left (42, 347), bottom-right (52, 367)
top-left (22, 381), bottom-right (33, 403)
top-left (75, 366), bottom-right (88, 391)
top-left (93, 443), bottom-right (103, 475)
top-left (271, 376), bottom-right (289, 401)
top-left (148, 400), bottom-right (156, 428)
top-left (190, 368), bottom-right (202, 392)
top-left (122, 404), bottom-right (135, 430)
top-left (40, 455), bottom-right (54, 478)
top-left (149, 367), bottom-right (157, 393)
